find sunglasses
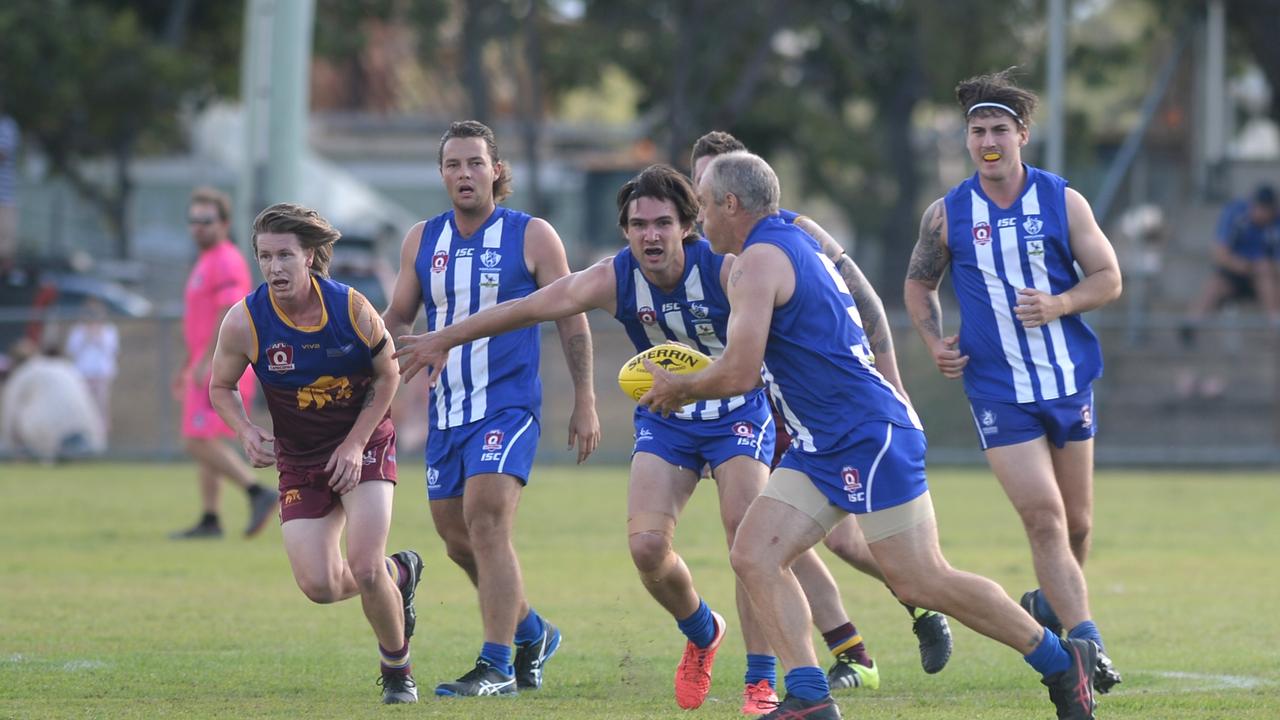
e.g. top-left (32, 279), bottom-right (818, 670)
top-left (188, 216), bottom-right (219, 225)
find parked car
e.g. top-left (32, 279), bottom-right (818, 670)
top-left (0, 261), bottom-right (152, 364)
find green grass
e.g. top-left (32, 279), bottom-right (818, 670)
top-left (1, 462), bottom-right (1277, 719)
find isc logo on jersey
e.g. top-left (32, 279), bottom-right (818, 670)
top-left (841, 466), bottom-right (864, 503)
top-left (480, 429), bottom-right (504, 461)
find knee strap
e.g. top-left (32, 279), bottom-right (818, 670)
top-left (627, 511), bottom-right (676, 538)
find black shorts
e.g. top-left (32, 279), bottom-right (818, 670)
top-left (1215, 266), bottom-right (1256, 303)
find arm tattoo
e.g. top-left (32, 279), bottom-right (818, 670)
top-left (839, 255), bottom-right (893, 357)
top-left (565, 333), bottom-right (593, 388)
top-left (907, 199), bottom-right (948, 285)
top-left (362, 385), bottom-right (376, 408)
top-left (730, 268), bottom-right (744, 286)
top-left (919, 295), bottom-right (944, 341)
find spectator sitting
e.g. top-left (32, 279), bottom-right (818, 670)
top-left (0, 338), bottom-right (106, 463)
top-left (1178, 184), bottom-right (1280, 397)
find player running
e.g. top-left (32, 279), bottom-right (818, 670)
top-left (209, 203), bottom-right (423, 704)
top-left (397, 164), bottom-right (886, 714)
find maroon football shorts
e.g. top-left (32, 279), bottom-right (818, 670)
top-left (276, 431), bottom-right (398, 523)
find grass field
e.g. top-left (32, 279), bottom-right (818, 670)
top-left (1, 462), bottom-right (1278, 719)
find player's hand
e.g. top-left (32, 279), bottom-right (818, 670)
top-left (324, 439), bottom-right (364, 495)
top-left (637, 358), bottom-right (687, 417)
top-left (393, 331), bottom-right (450, 387)
top-left (930, 335), bottom-right (968, 379)
top-left (567, 399), bottom-right (601, 464)
top-left (239, 424), bottom-right (276, 468)
top-left (1014, 288), bottom-right (1067, 328)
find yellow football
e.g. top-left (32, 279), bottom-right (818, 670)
top-left (617, 342), bottom-right (713, 401)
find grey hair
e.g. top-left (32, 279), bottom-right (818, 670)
top-left (702, 152), bottom-right (780, 216)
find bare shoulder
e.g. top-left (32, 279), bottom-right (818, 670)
top-left (525, 217), bottom-right (564, 245)
top-left (793, 216), bottom-right (844, 259)
top-left (217, 299), bottom-right (254, 352)
top-left (920, 197), bottom-right (947, 239)
top-left (524, 217), bottom-right (571, 283)
top-left (735, 243), bottom-right (789, 283)
top-left (906, 198), bottom-right (951, 283)
top-left (348, 289), bottom-right (387, 345)
top-left (1064, 187), bottom-right (1097, 216)
top-left (399, 220), bottom-right (426, 251)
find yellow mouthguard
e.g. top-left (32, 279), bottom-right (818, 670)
top-left (983, 152), bottom-right (1001, 161)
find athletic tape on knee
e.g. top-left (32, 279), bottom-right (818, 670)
top-left (627, 511), bottom-right (676, 538)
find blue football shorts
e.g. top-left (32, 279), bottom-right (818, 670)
top-left (424, 407), bottom-right (540, 500)
top-left (631, 401), bottom-right (776, 473)
top-left (967, 387), bottom-right (1096, 450)
top-left (776, 421), bottom-right (929, 514)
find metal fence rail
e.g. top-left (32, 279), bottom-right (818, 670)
top-left (2, 307), bottom-right (1276, 466)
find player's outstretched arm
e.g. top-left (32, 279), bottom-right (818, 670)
top-left (325, 291), bottom-right (399, 494)
top-left (640, 243), bottom-right (782, 414)
top-left (393, 255), bottom-right (615, 391)
top-left (208, 301), bottom-right (275, 468)
top-left (1014, 188), bottom-right (1122, 328)
top-left (904, 198), bottom-right (967, 379)
top-left (795, 216), bottom-right (907, 398)
top-left (381, 221), bottom-right (426, 341)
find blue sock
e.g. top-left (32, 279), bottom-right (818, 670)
top-left (783, 666), bottom-right (829, 702)
top-left (1023, 627), bottom-right (1071, 677)
top-left (1068, 620), bottom-right (1104, 652)
top-left (1033, 589), bottom-right (1063, 630)
top-left (480, 642), bottom-right (513, 676)
top-left (745, 654), bottom-right (777, 687)
top-left (676, 599), bottom-right (716, 648)
top-left (514, 608), bottom-right (545, 645)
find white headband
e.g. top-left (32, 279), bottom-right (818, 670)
top-left (967, 102), bottom-right (1021, 124)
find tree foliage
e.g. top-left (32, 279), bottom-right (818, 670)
top-left (0, 0), bottom-right (239, 256)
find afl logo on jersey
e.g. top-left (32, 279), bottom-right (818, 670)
top-left (972, 222), bottom-right (992, 246)
top-left (267, 342), bottom-right (295, 373)
top-left (431, 250), bottom-right (449, 273)
top-left (637, 306), bottom-right (657, 325)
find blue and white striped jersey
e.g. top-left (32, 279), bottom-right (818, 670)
top-left (613, 238), bottom-right (760, 421)
top-left (944, 165), bottom-right (1103, 403)
top-left (415, 206), bottom-right (542, 430)
top-left (743, 215), bottom-right (921, 454)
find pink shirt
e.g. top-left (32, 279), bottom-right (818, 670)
top-left (183, 240), bottom-right (251, 366)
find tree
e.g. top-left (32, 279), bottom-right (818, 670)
top-left (547, 0), bottom-right (1034, 289)
top-left (0, 1), bottom-right (239, 258)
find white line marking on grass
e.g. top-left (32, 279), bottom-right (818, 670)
top-left (61, 660), bottom-right (108, 671)
top-left (3, 655), bottom-right (109, 672)
top-left (1153, 671), bottom-right (1273, 691)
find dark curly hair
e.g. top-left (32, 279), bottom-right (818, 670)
top-left (616, 164), bottom-right (701, 243)
top-left (955, 67), bottom-right (1039, 127)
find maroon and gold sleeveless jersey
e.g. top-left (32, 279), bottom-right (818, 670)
top-left (244, 276), bottom-right (393, 466)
